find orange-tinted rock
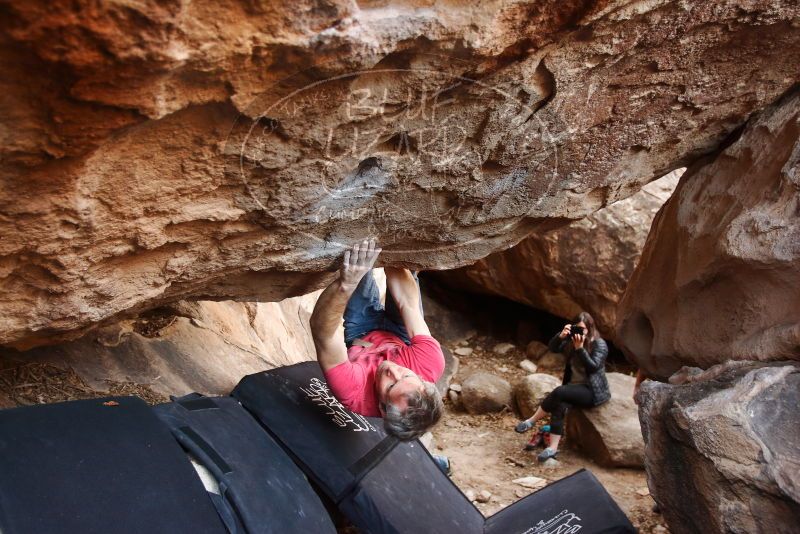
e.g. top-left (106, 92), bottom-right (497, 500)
top-left (434, 170), bottom-right (681, 340)
top-left (0, 293), bottom-right (328, 397)
top-left (616, 89), bottom-right (800, 380)
top-left (2, 1), bottom-right (798, 347)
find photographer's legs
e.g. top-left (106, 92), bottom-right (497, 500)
top-left (540, 384), bottom-right (594, 456)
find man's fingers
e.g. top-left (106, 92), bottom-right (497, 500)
top-left (343, 249), bottom-right (351, 268)
top-left (358, 240), bottom-right (368, 264)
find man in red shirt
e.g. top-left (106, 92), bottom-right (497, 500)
top-left (310, 238), bottom-right (445, 441)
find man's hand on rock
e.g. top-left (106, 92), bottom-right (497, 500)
top-left (339, 239), bottom-right (381, 291)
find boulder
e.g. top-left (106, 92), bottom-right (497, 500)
top-left (434, 347), bottom-right (459, 396)
top-left (0, 293), bottom-right (326, 397)
top-left (434, 170), bottom-right (682, 341)
top-left (639, 361), bottom-right (800, 533)
top-left (461, 372), bottom-right (513, 414)
top-left (536, 352), bottom-right (566, 370)
top-left (2, 1), bottom-right (799, 348)
top-left (513, 374), bottom-right (561, 419)
top-left (525, 341), bottom-right (549, 360)
top-left (617, 89), bottom-right (800, 380)
top-left (565, 373), bottom-right (644, 468)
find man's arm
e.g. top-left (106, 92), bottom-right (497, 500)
top-left (384, 267), bottom-right (430, 338)
top-left (310, 239), bottom-right (381, 372)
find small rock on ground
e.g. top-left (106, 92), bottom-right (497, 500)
top-left (419, 432), bottom-right (434, 450)
top-left (541, 458), bottom-right (560, 469)
top-left (525, 340), bottom-right (549, 360)
top-left (448, 390), bottom-right (461, 407)
top-left (537, 352), bottom-right (566, 369)
top-left (449, 383), bottom-right (462, 392)
top-left (512, 476), bottom-right (547, 490)
top-left (476, 490), bottom-right (492, 503)
top-left (493, 342), bottom-right (516, 355)
top-left (519, 360), bottom-right (538, 373)
top-left (465, 489), bottom-right (476, 502)
top-left (454, 347), bottom-right (474, 356)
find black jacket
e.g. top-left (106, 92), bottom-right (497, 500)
top-left (548, 333), bottom-right (611, 406)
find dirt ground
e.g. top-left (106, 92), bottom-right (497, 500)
top-left (0, 300), bottom-right (669, 532)
top-left (433, 333), bottom-right (670, 534)
top-left (0, 358), bottom-right (168, 408)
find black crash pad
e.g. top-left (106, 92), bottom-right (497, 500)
top-left (0, 397), bottom-right (226, 534)
top-left (233, 362), bottom-right (636, 534)
top-left (154, 395), bottom-right (336, 534)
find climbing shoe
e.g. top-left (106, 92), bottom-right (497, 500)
top-left (537, 447), bottom-right (558, 463)
top-left (524, 431), bottom-right (544, 451)
top-left (515, 420), bottom-right (534, 433)
top-left (432, 454), bottom-right (451, 476)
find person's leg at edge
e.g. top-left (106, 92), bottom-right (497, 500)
top-left (343, 269), bottom-right (385, 346)
top-left (382, 269), bottom-right (423, 345)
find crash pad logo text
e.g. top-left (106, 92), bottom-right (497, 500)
top-left (524, 510), bottom-right (582, 534)
top-left (300, 378), bottom-right (376, 432)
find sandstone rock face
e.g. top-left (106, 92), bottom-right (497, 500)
top-left (639, 362), bottom-right (800, 533)
top-left (565, 372), bottom-right (644, 468)
top-left (461, 372), bottom-right (513, 414)
top-left (435, 170), bottom-right (681, 339)
top-left (536, 352), bottom-right (567, 370)
top-left (513, 373), bottom-right (561, 418)
top-left (2, 1), bottom-right (798, 348)
top-left (525, 341), bottom-right (549, 360)
top-left (0, 292), bottom-right (326, 397)
top-left (617, 89), bottom-right (800, 380)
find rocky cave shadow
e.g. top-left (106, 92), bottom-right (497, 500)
top-left (419, 274), bottom-right (633, 372)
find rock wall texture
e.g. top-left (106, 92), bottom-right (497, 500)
top-left (616, 88), bottom-right (800, 380)
top-left (1, 0), bottom-right (799, 348)
top-left (433, 169), bottom-right (681, 340)
top-left (639, 361), bottom-right (800, 533)
top-left (0, 292), bottom-right (325, 397)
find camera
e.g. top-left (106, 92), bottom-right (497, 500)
top-left (569, 325), bottom-right (586, 337)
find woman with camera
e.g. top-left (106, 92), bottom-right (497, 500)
top-left (513, 312), bottom-right (611, 462)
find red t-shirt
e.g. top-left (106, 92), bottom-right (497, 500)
top-left (323, 330), bottom-right (445, 417)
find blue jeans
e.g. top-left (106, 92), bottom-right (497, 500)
top-left (343, 270), bottom-right (424, 347)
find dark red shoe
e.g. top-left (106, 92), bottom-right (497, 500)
top-left (524, 431), bottom-right (544, 451)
